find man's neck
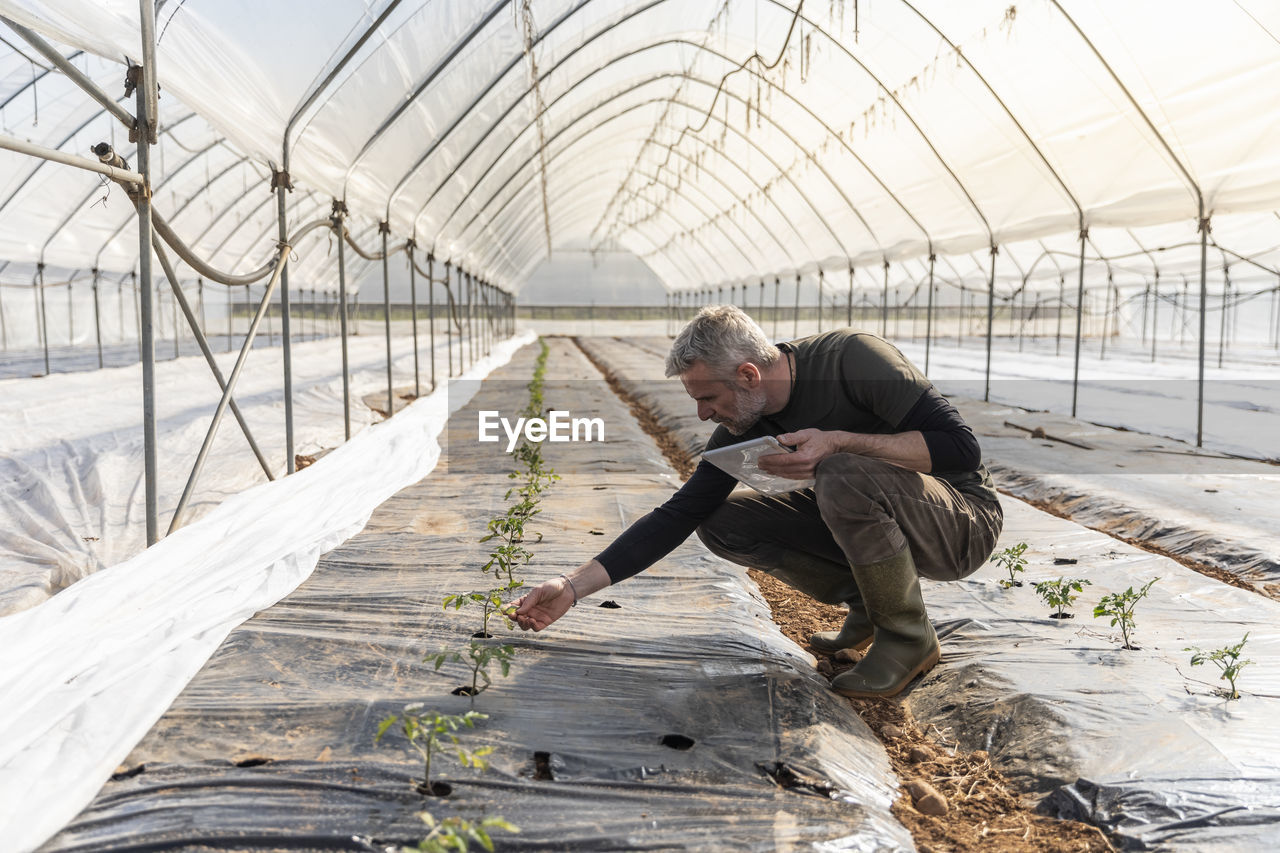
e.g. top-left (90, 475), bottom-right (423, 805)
top-left (761, 347), bottom-right (794, 416)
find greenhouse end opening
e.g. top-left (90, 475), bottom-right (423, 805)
top-left (477, 409), bottom-right (605, 452)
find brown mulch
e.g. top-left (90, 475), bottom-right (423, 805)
top-left (578, 338), bottom-right (1115, 852)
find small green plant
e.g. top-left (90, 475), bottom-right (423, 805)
top-left (430, 640), bottom-right (517, 707)
top-left (1186, 633), bottom-right (1253, 699)
top-left (1033, 577), bottom-right (1092, 619)
top-left (1093, 577), bottom-right (1159, 649)
top-left (992, 542), bottom-right (1028, 588)
top-left (401, 812), bottom-right (520, 853)
top-left (375, 705), bottom-right (490, 795)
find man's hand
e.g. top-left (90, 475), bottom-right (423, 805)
top-left (514, 578), bottom-right (575, 631)
top-left (757, 428), bottom-right (844, 479)
top-left (514, 560), bottom-right (611, 631)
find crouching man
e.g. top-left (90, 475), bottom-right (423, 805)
top-left (515, 305), bottom-right (1002, 698)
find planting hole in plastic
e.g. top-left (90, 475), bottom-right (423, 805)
top-left (599, 600), bottom-right (621, 609)
top-left (417, 780), bottom-right (452, 797)
top-left (661, 734), bottom-right (694, 750)
top-left (452, 686), bottom-right (477, 697)
top-left (533, 751), bottom-right (555, 781)
top-left (233, 756), bottom-right (272, 768)
top-left (472, 631), bottom-right (493, 639)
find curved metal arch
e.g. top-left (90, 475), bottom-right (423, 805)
top-left (444, 80), bottom-right (848, 263)
top-left (468, 146), bottom-right (765, 276)
top-left (468, 163), bottom-right (733, 285)
top-left (177, 159), bottom-right (275, 257)
top-left (0, 47), bottom-right (85, 110)
top-left (465, 123), bottom-right (799, 277)
top-left (474, 185), bottom-right (722, 285)
top-left (166, 151), bottom-right (252, 226)
top-left (435, 70), bottom-right (858, 261)
top-left (430, 88), bottom-right (817, 264)
top-left (407, 32), bottom-right (929, 269)
top-left (478, 164), bottom-right (740, 283)
top-left (898, 1), bottom-right (1083, 225)
top-left (597, 0), bottom-right (992, 252)
top-left (381, 0), bottom-right (601, 216)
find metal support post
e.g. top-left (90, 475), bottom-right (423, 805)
top-left (1217, 260), bottom-right (1229, 368)
top-left (445, 261), bottom-right (454, 377)
top-left (924, 255), bottom-right (936, 374)
top-left (274, 165), bottom-right (296, 474)
top-left (37, 265), bottom-right (50, 374)
top-left (817, 270), bottom-right (824, 333)
top-left (332, 204), bottom-right (352, 440)
top-left (882, 261), bottom-right (889, 337)
top-left (1071, 228), bottom-right (1087, 417)
top-left (792, 273), bottom-right (800, 339)
top-left (1055, 277), bottom-right (1064, 356)
top-left (380, 221), bottom-right (394, 417)
top-left (92, 269), bottom-right (104, 368)
top-left (1150, 273), bottom-right (1160, 363)
top-left (1196, 214), bottom-right (1209, 447)
top-left (134, 43), bottom-right (159, 545)
top-left (427, 254), bottom-right (437, 390)
top-left (847, 266), bottom-right (854, 328)
top-left (773, 277), bottom-right (780, 339)
top-left (984, 246), bottom-right (997, 403)
top-left (408, 243), bottom-right (420, 398)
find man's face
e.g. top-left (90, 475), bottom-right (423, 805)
top-left (681, 360), bottom-right (766, 435)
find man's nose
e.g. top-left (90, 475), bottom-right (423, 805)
top-left (696, 402), bottom-right (713, 421)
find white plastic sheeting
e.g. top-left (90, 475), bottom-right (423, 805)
top-left (0, 330), bottom-right (532, 853)
top-left (3, 1), bottom-right (1280, 293)
top-left (0, 332), bottom-right (452, 616)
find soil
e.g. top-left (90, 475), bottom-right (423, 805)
top-left (578, 338), bottom-right (1115, 852)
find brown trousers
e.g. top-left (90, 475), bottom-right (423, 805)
top-left (696, 453), bottom-right (1003, 605)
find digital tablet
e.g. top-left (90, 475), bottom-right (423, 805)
top-left (701, 436), bottom-right (815, 495)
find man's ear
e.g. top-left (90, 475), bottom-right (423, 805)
top-left (736, 362), bottom-right (762, 386)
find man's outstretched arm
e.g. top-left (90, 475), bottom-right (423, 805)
top-left (514, 559), bottom-right (610, 631)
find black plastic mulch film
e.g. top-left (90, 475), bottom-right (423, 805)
top-left (580, 335), bottom-right (1280, 852)
top-left (44, 339), bottom-right (913, 852)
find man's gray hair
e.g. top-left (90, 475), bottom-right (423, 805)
top-left (665, 304), bottom-right (780, 377)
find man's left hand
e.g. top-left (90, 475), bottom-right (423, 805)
top-left (758, 429), bottom-right (843, 479)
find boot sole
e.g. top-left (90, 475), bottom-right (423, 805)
top-left (809, 634), bottom-right (874, 655)
top-left (830, 644), bottom-right (941, 699)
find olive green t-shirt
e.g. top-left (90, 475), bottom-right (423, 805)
top-left (705, 329), bottom-right (998, 503)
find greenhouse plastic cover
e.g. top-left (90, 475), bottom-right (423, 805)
top-left (581, 335), bottom-right (1280, 850)
top-left (4, 1), bottom-right (1280, 294)
top-left (36, 339), bottom-right (913, 852)
top-left (0, 332), bottom-right (532, 853)
top-left (0, 332), bottom-right (467, 616)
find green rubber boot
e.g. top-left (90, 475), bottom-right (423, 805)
top-left (830, 548), bottom-right (940, 699)
top-left (808, 595), bottom-right (874, 654)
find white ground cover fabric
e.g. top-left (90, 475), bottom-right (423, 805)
top-left (0, 330), bottom-right (532, 853)
top-left (0, 330), bottom-right (456, 615)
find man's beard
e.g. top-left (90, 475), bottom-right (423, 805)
top-left (719, 384), bottom-right (768, 435)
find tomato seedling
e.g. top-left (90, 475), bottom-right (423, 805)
top-left (1033, 576), bottom-right (1091, 618)
top-left (375, 705), bottom-right (491, 795)
top-left (401, 812), bottom-right (520, 853)
top-left (1186, 633), bottom-right (1253, 699)
top-left (1093, 577), bottom-right (1159, 650)
top-left (991, 542), bottom-right (1028, 588)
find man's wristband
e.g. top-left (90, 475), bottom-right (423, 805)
top-left (560, 573), bottom-right (579, 606)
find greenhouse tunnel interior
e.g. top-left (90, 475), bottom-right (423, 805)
top-left (2, 1), bottom-right (1280, 851)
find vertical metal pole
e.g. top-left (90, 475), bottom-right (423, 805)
top-left (428, 254), bottom-right (437, 390)
top-left (93, 268), bottom-right (104, 368)
top-left (445, 261), bottom-right (454, 378)
top-left (847, 266), bottom-right (854, 327)
top-left (817, 270), bottom-right (824, 333)
top-left (881, 261), bottom-right (889, 337)
top-left (759, 279), bottom-right (765, 325)
top-left (1099, 273), bottom-right (1113, 360)
top-left (1196, 214), bottom-right (1209, 447)
top-left (1141, 282), bottom-right (1149, 346)
top-left (773, 277), bottom-right (780, 339)
top-left (1151, 272), bottom-right (1159, 363)
top-left (197, 278), bottom-right (205, 339)
top-left (171, 279), bottom-right (179, 359)
top-left (924, 255), bottom-right (936, 375)
top-left (380, 221), bottom-right (393, 417)
top-left (226, 283), bottom-right (233, 352)
top-left (134, 49), bottom-right (159, 545)
top-left (1217, 259), bottom-right (1229, 369)
top-left (984, 247), bottom-right (997, 403)
top-left (792, 273), bottom-right (800, 338)
top-left (1055, 277), bottom-right (1064, 357)
top-left (333, 208), bottom-right (352, 441)
top-left (37, 266), bottom-right (50, 374)
top-left (1071, 229), bottom-right (1087, 418)
top-left (408, 244), bottom-right (420, 397)
top-left (133, 270), bottom-right (141, 359)
top-left (275, 164), bottom-right (296, 474)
